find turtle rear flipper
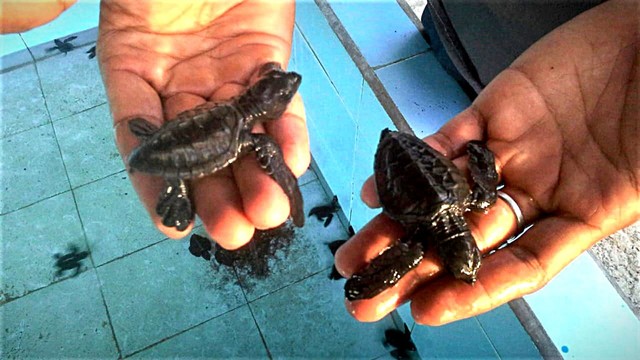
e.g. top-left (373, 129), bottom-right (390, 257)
top-left (249, 133), bottom-right (304, 227)
top-left (345, 241), bottom-right (423, 300)
top-left (156, 179), bottom-right (193, 231)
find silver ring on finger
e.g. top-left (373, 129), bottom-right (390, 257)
top-left (497, 190), bottom-right (525, 234)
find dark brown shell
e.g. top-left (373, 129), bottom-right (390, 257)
top-left (374, 129), bottom-right (470, 225)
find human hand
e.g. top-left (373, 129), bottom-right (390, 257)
top-left (336, 0), bottom-right (638, 324)
top-left (98, 0), bottom-right (308, 248)
top-left (0, 0), bottom-right (77, 34)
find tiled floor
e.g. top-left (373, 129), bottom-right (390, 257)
top-left (0, 31), bottom-right (394, 360)
top-left (9, 1), bottom-right (638, 359)
top-left (0, 1), bottom-right (542, 359)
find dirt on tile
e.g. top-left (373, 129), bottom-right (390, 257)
top-left (213, 222), bottom-right (296, 279)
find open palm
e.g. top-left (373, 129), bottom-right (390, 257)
top-left (336, 0), bottom-right (638, 324)
top-left (97, 0), bottom-right (308, 248)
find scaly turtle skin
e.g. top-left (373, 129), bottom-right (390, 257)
top-left (345, 129), bottom-right (498, 300)
top-left (127, 62), bottom-right (304, 231)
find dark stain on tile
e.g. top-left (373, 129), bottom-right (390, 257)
top-left (213, 222), bottom-right (296, 280)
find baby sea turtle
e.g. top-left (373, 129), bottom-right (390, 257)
top-left (127, 62), bottom-right (304, 231)
top-left (188, 234), bottom-right (212, 261)
top-left (345, 128), bottom-right (498, 300)
top-left (384, 323), bottom-right (417, 360)
top-left (46, 36), bottom-right (77, 55)
top-left (53, 244), bottom-right (90, 278)
top-left (308, 195), bottom-right (340, 227)
top-left (86, 45), bottom-right (96, 59)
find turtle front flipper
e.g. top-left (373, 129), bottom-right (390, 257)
top-left (466, 141), bottom-right (499, 212)
top-left (248, 133), bottom-right (304, 227)
top-left (156, 179), bottom-right (194, 231)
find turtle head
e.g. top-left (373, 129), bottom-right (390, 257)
top-left (247, 66), bottom-right (302, 120)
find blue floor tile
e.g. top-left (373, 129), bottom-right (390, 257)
top-left (97, 239), bottom-right (245, 356)
top-left (131, 305), bottom-right (268, 359)
top-left (525, 253), bottom-right (640, 359)
top-left (412, 317), bottom-right (499, 359)
top-left (53, 103), bottom-right (123, 188)
top-left (476, 304), bottom-right (541, 359)
top-left (1, 270), bottom-right (118, 358)
top-left (329, 0), bottom-right (428, 67)
top-left (295, 2), bottom-right (363, 117)
top-left (251, 269), bottom-right (394, 359)
top-left (375, 52), bottom-right (470, 138)
top-left (73, 172), bottom-right (168, 266)
top-left (295, 27), bottom-right (358, 218)
top-left (0, 63), bottom-right (49, 137)
top-left (350, 82), bottom-right (395, 230)
top-left (1, 124), bottom-right (70, 213)
top-left (0, 33), bottom-right (27, 57)
top-left (1, 192), bottom-right (86, 303)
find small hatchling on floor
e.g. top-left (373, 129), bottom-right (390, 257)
top-left (126, 62), bottom-right (304, 231)
top-left (53, 244), bottom-right (90, 278)
top-left (46, 36), bottom-right (78, 55)
top-left (308, 195), bottom-right (340, 227)
top-left (345, 129), bottom-right (499, 300)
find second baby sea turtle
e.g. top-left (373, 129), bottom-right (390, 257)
top-left (46, 36), bottom-right (78, 55)
top-left (345, 129), bottom-right (499, 300)
top-left (53, 244), bottom-right (90, 278)
top-left (127, 62), bottom-right (304, 231)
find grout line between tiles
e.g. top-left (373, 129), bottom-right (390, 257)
top-left (50, 100), bottom-right (109, 123)
top-left (2, 175), bottom-right (322, 305)
top-left (293, 23), bottom-right (356, 120)
top-left (0, 168), bottom-right (127, 217)
top-left (0, 100), bottom-right (110, 140)
top-left (121, 302), bottom-right (248, 358)
top-left (1, 117), bottom-right (50, 140)
top-left (371, 49), bottom-right (430, 71)
top-left (30, 54), bottom-right (124, 357)
top-left (233, 266), bottom-right (273, 360)
top-left (346, 78), bottom-right (367, 225)
top-left (18, 34), bottom-right (35, 63)
top-left (473, 316), bottom-right (502, 359)
top-left (0, 188), bottom-right (70, 216)
top-left (313, 0), bottom-right (414, 135)
top-left (246, 265), bottom-right (333, 305)
top-left (95, 237), bottom-right (170, 269)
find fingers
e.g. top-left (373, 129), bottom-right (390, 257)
top-left (192, 171), bottom-right (256, 250)
top-left (359, 124), bottom-right (471, 209)
top-left (109, 71), bottom-right (195, 239)
top-left (334, 215), bottom-right (443, 322)
top-left (1, 0), bottom-right (77, 33)
top-left (233, 93), bottom-right (308, 230)
top-left (335, 192), bottom-right (529, 322)
top-left (410, 217), bottom-right (597, 325)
